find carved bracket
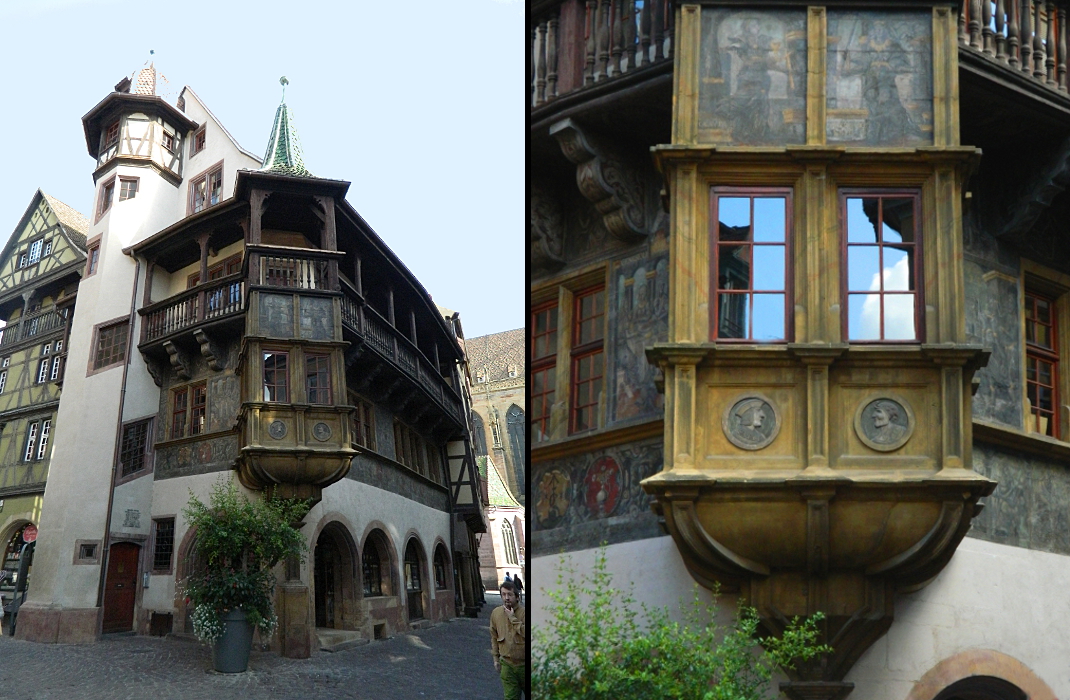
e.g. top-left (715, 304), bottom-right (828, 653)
top-left (163, 341), bottom-right (191, 381)
top-left (142, 353), bottom-right (165, 387)
top-left (530, 183), bottom-right (566, 272)
top-left (995, 135), bottom-right (1070, 241)
top-left (550, 118), bottom-right (650, 243)
top-left (193, 329), bottom-right (224, 371)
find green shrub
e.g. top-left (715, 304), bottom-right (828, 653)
top-left (532, 547), bottom-right (830, 700)
top-left (181, 478), bottom-right (310, 643)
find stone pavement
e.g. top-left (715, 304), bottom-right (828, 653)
top-left (0, 594), bottom-right (513, 700)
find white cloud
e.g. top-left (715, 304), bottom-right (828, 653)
top-left (859, 255), bottom-right (913, 340)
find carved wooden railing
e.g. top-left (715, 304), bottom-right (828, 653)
top-left (960, 0), bottom-right (1070, 92)
top-left (338, 283), bottom-right (463, 426)
top-left (0, 308), bottom-right (67, 348)
top-left (532, 0), bottom-right (675, 108)
top-left (140, 273), bottom-right (244, 343)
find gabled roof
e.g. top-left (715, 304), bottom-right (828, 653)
top-left (0, 190), bottom-right (89, 270)
top-left (177, 86), bottom-right (262, 163)
top-left (260, 80), bottom-right (312, 178)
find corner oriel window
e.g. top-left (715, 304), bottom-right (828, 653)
top-left (263, 351), bottom-right (289, 402)
top-left (710, 190), bottom-right (791, 342)
top-left (1025, 291), bottom-right (1059, 438)
top-left (570, 287), bottom-right (605, 434)
top-left (305, 354), bottom-right (331, 404)
top-left (843, 193), bottom-right (922, 342)
top-left (171, 388), bottom-right (188, 439)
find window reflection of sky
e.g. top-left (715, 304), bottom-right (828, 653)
top-left (845, 197), bottom-right (916, 340)
top-left (849, 255), bottom-right (915, 340)
top-left (716, 196), bottom-right (787, 341)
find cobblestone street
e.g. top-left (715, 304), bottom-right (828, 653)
top-left (0, 594), bottom-right (508, 700)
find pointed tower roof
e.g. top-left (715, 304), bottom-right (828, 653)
top-left (480, 456), bottom-right (522, 508)
top-left (260, 77), bottom-right (313, 178)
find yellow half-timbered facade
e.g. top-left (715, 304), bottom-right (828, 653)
top-left (0, 190), bottom-right (86, 604)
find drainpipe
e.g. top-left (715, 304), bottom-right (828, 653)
top-left (95, 257), bottom-right (142, 617)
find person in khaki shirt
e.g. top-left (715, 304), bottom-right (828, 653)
top-left (490, 580), bottom-right (526, 699)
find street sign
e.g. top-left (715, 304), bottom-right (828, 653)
top-left (21, 525), bottom-right (37, 543)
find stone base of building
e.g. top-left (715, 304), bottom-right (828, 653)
top-left (14, 604), bottom-right (100, 643)
top-left (277, 583), bottom-right (312, 658)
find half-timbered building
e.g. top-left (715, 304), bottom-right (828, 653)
top-left (532, 2), bottom-right (1070, 698)
top-left (0, 190), bottom-right (87, 615)
top-left (14, 63), bottom-right (485, 656)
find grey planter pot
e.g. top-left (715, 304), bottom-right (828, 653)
top-left (212, 608), bottom-right (254, 673)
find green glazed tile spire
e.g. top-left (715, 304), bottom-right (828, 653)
top-left (260, 77), bottom-right (313, 177)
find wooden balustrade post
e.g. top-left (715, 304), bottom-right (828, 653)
top-left (1009, 0), bottom-right (1021, 66)
top-left (624, 0), bottom-right (636, 71)
top-left (534, 21), bottom-right (547, 105)
top-left (1035, 0), bottom-right (1046, 77)
top-left (653, 0), bottom-right (665, 61)
top-left (997, 0), bottom-right (1008, 62)
top-left (610, 0), bottom-right (624, 77)
top-left (665, 0), bottom-right (674, 57)
top-left (638, 0), bottom-right (651, 66)
top-left (969, 0), bottom-right (983, 48)
top-left (1021, 0), bottom-right (1033, 71)
top-left (1047, 1), bottom-right (1057, 84)
top-left (547, 15), bottom-right (559, 98)
top-left (983, 0), bottom-right (995, 54)
top-left (197, 290), bottom-right (206, 323)
top-left (1059, 5), bottom-right (1067, 89)
top-left (584, 0), bottom-right (596, 85)
top-left (960, 0), bottom-right (969, 44)
top-left (596, 0), bottom-right (610, 81)
top-left (354, 254), bottom-right (363, 296)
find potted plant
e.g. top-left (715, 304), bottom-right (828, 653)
top-left (181, 478), bottom-right (309, 673)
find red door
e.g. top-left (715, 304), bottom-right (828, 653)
top-left (102, 542), bottom-right (139, 633)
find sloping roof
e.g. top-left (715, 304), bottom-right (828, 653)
top-left (260, 80), bottom-right (312, 178)
top-left (464, 328), bottom-right (524, 383)
top-left (480, 455), bottom-right (521, 508)
top-left (178, 87), bottom-right (262, 164)
top-left (41, 193), bottom-right (89, 250)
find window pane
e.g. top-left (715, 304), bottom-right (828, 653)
top-left (1026, 360), bottom-right (1037, 382)
top-left (847, 246), bottom-right (880, 292)
top-left (718, 197), bottom-right (750, 231)
top-left (753, 198), bottom-right (785, 243)
top-left (881, 198), bottom-right (915, 244)
top-left (846, 198), bottom-right (880, 243)
top-left (718, 245), bottom-right (750, 290)
top-left (884, 294), bottom-right (917, 340)
top-left (882, 248), bottom-right (913, 291)
top-left (1038, 360), bottom-right (1053, 386)
top-left (751, 246), bottom-right (785, 290)
top-left (752, 294), bottom-right (785, 341)
top-left (848, 293), bottom-right (881, 340)
top-left (718, 292), bottom-right (749, 339)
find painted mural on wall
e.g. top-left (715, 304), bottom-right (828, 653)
top-left (964, 261), bottom-right (1024, 428)
top-left (532, 438), bottom-right (663, 555)
top-left (826, 12), bottom-right (932, 146)
top-left (698, 9), bottom-right (807, 146)
top-left (609, 252), bottom-right (668, 423)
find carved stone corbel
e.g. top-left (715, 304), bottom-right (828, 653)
top-left (142, 354), bottom-right (165, 387)
top-left (163, 341), bottom-right (191, 381)
top-left (530, 183), bottom-right (566, 272)
top-left (193, 329), bottom-right (223, 371)
top-left (550, 118), bottom-right (649, 243)
top-left (995, 135), bottom-right (1070, 241)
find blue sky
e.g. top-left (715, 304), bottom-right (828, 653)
top-left (0, 0), bottom-right (524, 340)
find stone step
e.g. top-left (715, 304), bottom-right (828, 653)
top-left (409, 619), bottom-right (432, 631)
top-left (315, 628), bottom-right (369, 653)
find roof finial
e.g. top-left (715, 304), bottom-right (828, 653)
top-left (280, 76), bottom-right (289, 102)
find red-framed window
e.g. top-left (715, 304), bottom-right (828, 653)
top-left (190, 126), bottom-right (206, 157)
top-left (171, 388), bottom-right (188, 439)
top-left (104, 120), bottom-right (120, 148)
top-left (570, 287), bottom-right (605, 434)
top-left (263, 351), bottom-right (288, 402)
top-left (843, 191), bottom-right (923, 342)
top-left (1025, 291), bottom-right (1059, 438)
top-left (189, 162), bottom-right (224, 214)
top-left (305, 354), bottom-right (331, 404)
top-left (93, 320), bottom-right (128, 369)
top-left (119, 177), bottom-right (138, 202)
top-left (97, 177), bottom-right (116, 220)
top-left (190, 383), bottom-right (207, 436)
top-left (710, 189), bottom-right (792, 341)
top-left (531, 302), bottom-right (558, 442)
top-left (350, 394), bottom-right (376, 450)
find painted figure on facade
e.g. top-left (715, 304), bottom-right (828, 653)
top-left (613, 256), bottom-right (667, 422)
top-left (536, 469), bottom-right (571, 528)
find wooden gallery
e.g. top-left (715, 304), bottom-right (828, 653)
top-left (0, 63), bottom-right (488, 654)
top-left (532, 1), bottom-right (1070, 699)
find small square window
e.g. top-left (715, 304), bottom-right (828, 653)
top-left (161, 132), bottom-right (175, 153)
top-left (80, 543), bottom-right (97, 559)
top-left (93, 320), bottom-right (128, 369)
top-left (191, 127), bottom-right (206, 156)
top-left (119, 178), bottom-right (138, 201)
top-left (98, 180), bottom-right (116, 218)
top-left (2, 356), bottom-right (10, 368)
top-left (104, 121), bottom-right (120, 148)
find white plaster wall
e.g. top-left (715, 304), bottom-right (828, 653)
top-left (848, 536), bottom-right (1070, 700)
top-left (110, 474), bottom-right (154, 540)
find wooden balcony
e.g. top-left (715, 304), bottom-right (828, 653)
top-left (139, 273), bottom-right (245, 345)
top-left (0, 308), bottom-right (67, 349)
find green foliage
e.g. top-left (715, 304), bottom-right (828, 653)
top-left (532, 547), bottom-right (831, 700)
top-left (181, 478), bottom-right (310, 643)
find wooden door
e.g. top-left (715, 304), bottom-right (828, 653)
top-left (314, 538), bottom-right (337, 629)
top-left (404, 543), bottom-right (423, 621)
top-left (102, 542), bottom-right (139, 633)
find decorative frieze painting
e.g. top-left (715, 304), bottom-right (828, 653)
top-left (609, 252), bottom-right (668, 424)
top-left (826, 12), bottom-right (932, 146)
top-left (698, 9), bottom-right (807, 145)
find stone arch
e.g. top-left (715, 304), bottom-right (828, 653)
top-left (501, 519), bottom-right (519, 566)
top-left (311, 515), bottom-right (360, 631)
top-left (432, 537), bottom-right (451, 591)
top-left (470, 411), bottom-right (488, 457)
top-left (505, 403), bottom-right (525, 496)
top-left (905, 650), bottom-right (1057, 700)
top-left (173, 525), bottom-right (206, 635)
top-left (359, 521), bottom-right (399, 597)
top-left (402, 533), bottom-right (430, 622)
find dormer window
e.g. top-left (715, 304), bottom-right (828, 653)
top-left (104, 121), bottom-right (120, 148)
top-left (507, 364), bottom-right (518, 378)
